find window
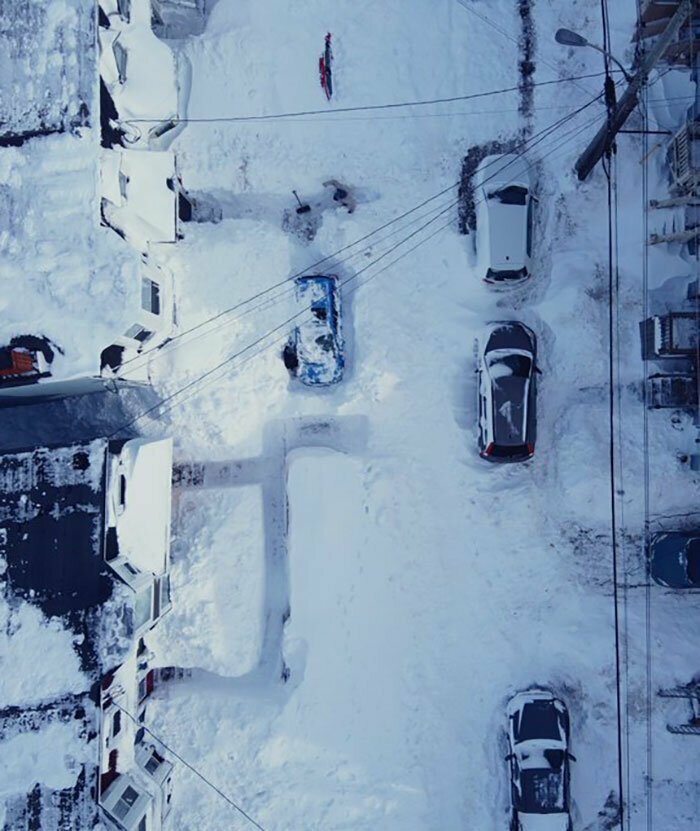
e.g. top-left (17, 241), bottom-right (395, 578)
top-left (112, 785), bottom-right (139, 820)
top-left (144, 749), bottom-right (164, 775)
top-left (141, 278), bottom-right (161, 315)
top-left (145, 755), bottom-right (160, 775)
top-left (488, 185), bottom-right (527, 205)
top-left (124, 324), bottom-right (154, 343)
top-left (119, 474), bottom-right (127, 507)
top-left (112, 710), bottom-right (121, 737)
top-left (134, 588), bottom-right (153, 630)
top-left (526, 196), bottom-right (534, 257)
top-left (113, 40), bottom-right (127, 84)
top-left (138, 816), bottom-right (147, 831)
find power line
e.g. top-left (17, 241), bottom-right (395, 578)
top-left (112, 96), bottom-right (607, 432)
top-left (600, 1), bottom-right (627, 824)
top-left (109, 195), bottom-right (459, 436)
top-left (123, 72), bottom-right (616, 126)
top-left (641, 57), bottom-right (655, 831)
top-left (113, 702), bottom-right (269, 831)
top-left (148, 214), bottom-right (459, 422)
top-left (117, 192), bottom-right (461, 378)
top-left (119, 90), bottom-right (608, 379)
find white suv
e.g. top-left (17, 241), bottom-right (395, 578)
top-left (474, 153), bottom-right (535, 286)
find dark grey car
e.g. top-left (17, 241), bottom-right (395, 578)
top-left (649, 532), bottom-right (700, 588)
top-left (477, 322), bottom-right (537, 462)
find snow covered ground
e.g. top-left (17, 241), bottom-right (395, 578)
top-left (4, 0), bottom-right (700, 829)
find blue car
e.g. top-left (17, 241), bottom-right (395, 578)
top-left (649, 532), bottom-right (700, 588)
top-left (282, 275), bottom-right (344, 386)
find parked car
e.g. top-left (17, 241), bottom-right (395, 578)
top-left (649, 531), bottom-right (700, 588)
top-left (476, 322), bottom-right (537, 462)
top-left (474, 153), bottom-right (535, 285)
top-left (282, 275), bottom-right (344, 386)
top-left (506, 690), bottom-right (574, 831)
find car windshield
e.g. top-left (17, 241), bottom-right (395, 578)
top-left (517, 701), bottom-right (561, 741)
top-left (488, 354), bottom-right (531, 379)
top-left (488, 184), bottom-right (528, 205)
top-left (518, 769), bottom-right (565, 813)
top-left (687, 540), bottom-right (700, 584)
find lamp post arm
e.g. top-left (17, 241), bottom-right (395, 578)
top-left (586, 42), bottom-right (633, 83)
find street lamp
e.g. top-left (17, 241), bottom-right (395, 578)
top-left (555, 27), bottom-right (633, 82)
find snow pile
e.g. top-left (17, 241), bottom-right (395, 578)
top-left (0, 720), bottom-right (87, 799)
top-left (0, 0), bottom-right (94, 138)
top-left (5, 0), bottom-right (700, 828)
top-left (0, 133), bottom-right (143, 378)
top-left (113, 437), bottom-right (173, 575)
top-left (150, 485), bottom-right (265, 677)
top-left (0, 599), bottom-right (88, 708)
top-left (99, 0), bottom-right (178, 133)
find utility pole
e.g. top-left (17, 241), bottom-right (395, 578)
top-left (575, 0), bottom-right (693, 181)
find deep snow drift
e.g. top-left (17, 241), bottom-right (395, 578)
top-left (4, 0), bottom-right (700, 829)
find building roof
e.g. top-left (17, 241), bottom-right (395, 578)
top-left (0, 440), bottom-right (114, 619)
top-left (110, 437), bottom-right (173, 575)
top-left (0, 0), bottom-right (95, 144)
top-left (101, 148), bottom-right (179, 251)
top-left (0, 694), bottom-right (100, 831)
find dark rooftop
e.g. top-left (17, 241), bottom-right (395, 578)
top-left (0, 441), bottom-right (114, 619)
top-left (0, 694), bottom-right (100, 831)
top-left (0, 0), bottom-right (95, 145)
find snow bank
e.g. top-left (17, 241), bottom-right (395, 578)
top-left (0, 598), bottom-right (87, 708)
top-left (0, 720), bottom-right (87, 799)
top-left (0, 132), bottom-right (144, 378)
top-left (114, 437), bottom-right (173, 575)
top-left (150, 485), bottom-right (264, 677)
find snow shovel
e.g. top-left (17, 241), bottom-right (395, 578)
top-left (292, 190), bottom-right (311, 214)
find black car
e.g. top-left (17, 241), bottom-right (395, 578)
top-left (649, 532), bottom-right (700, 588)
top-left (477, 322), bottom-right (537, 462)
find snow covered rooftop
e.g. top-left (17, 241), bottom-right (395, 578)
top-left (100, 148), bottom-right (179, 251)
top-left (0, 133), bottom-right (147, 380)
top-left (99, 0), bottom-right (179, 131)
top-left (0, 440), bottom-right (113, 619)
top-left (112, 437), bottom-right (173, 576)
top-left (0, 695), bottom-right (99, 831)
top-left (0, 0), bottom-right (95, 143)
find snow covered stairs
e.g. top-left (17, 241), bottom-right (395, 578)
top-left (658, 684), bottom-right (700, 734)
top-left (648, 198), bottom-right (700, 246)
top-left (172, 458), bottom-right (266, 489)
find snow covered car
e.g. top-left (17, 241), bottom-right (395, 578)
top-left (649, 531), bottom-right (700, 588)
top-left (506, 690), bottom-right (574, 831)
top-left (282, 275), bottom-right (344, 386)
top-left (476, 322), bottom-right (537, 462)
top-left (474, 153), bottom-right (535, 286)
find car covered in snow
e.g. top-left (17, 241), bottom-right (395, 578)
top-left (474, 153), bottom-right (535, 286)
top-left (282, 275), bottom-right (344, 386)
top-left (506, 690), bottom-right (574, 831)
top-left (476, 321), bottom-right (537, 462)
top-left (649, 531), bottom-right (700, 588)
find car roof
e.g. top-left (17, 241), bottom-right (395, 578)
top-left (484, 197), bottom-right (529, 271)
top-left (475, 154), bottom-right (531, 272)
